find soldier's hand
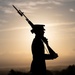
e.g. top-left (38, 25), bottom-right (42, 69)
top-left (53, 53), bottom-right (58, 58)
top-left (50, 52), bottom-right (58, 60)
top-left (42, 37), bottom-right (48, 45)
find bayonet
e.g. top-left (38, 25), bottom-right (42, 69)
top-left (12, 5), bottom-right (34, 28)
top-left (12, 5), bottom-right (24, 16)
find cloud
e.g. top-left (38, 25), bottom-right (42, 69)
top-left (35, 0), bottom-right (62, 5)
top-left (0, 20), bottom-right (8, 23)
top-left (3, 9), bottom-right (13, 14)
top-left (9, 2), bottom-right (27, 7)
top-left (46, 6), bottom-right (53, 9)
top-left (56, 0), bottom-right (75, 2)
top-left (0, 4), bottom-right (14, 14)
top-left (36, 1), bottom-right (49, 5)
top-left (28, 1), bottom-right (37, 6)
top-left (9, 0), bottom-right (62, 9)
top-left (0, 26), bottom-right (30, 32)
top-left (52, 1), bottom-right (62, 5)
top-left (8, 2), bottom-right (38, 14)
top-left (48, 22), bottom-right (75, 27)
top-left (47, 22), bottom-right (75, 33)
top-left (55, 22), bottom-right (75, 32)
top-left (69, 8), bottom-right (75, 12)
top-left (0, 22), bottom-right (75, 32)
top-left (0, 0), bottom-right (63, 15)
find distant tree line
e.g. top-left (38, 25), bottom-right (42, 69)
top-left (55, 65), bottom-right (75, 75)
top-left (8, 65), bottom-right (75, 75)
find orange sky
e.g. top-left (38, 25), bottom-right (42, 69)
top-left (0, 0), bottom-right (75, 68)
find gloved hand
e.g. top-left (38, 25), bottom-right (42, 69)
top-left (52, 52), bottom-right (58, 59)
top-left (42, 37), bottom-right (48, 45)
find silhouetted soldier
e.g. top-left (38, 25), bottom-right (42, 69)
top-left (12, 5), bottom-right (58, 75)
top-left (26, 18), bottom-right (58, 75)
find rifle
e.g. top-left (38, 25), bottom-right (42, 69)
top-left (12, 5), bottom-right (34, 28)
top-left (12, 5), bottom-right (58, 57)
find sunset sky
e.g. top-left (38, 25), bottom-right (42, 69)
top-left (0, 0), bottom-right (75, 68)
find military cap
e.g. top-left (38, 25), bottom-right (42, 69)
top-left (31, 24), bottom-right (45, 33)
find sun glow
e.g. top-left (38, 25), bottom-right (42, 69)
top-left (0, 0), bottom-right (75, 68)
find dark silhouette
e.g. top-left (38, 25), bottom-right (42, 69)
top-left (54, 65), bottom-right (75, 75)
top-left (8, 69), bottom-right (53, 75)
top-left (8, 69), bottom-right (30, 75)
top-left (26, 18), bottom-right (58, 75)
top-left (59, 65), bottom-right (75, 75)
top-left (8, 65), bottom-right (75, 75)
top-left (13, 5), bottom-right (58, 75)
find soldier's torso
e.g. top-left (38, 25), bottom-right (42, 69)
top-left (32, 36), bottom-right (45, 60)
top-left (31, 36), bottom-right (46, 75)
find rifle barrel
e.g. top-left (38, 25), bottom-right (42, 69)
top-left (12, 5), bottom-right (34, 28)
top-left (12, 5), bottom-right (18, 11)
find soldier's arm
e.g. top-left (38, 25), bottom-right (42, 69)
top-left (42, 37), bottom-right (58, 59)
top-left (46, 44), bottom-right (58, 59)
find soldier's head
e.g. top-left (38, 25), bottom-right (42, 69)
top-left (31, 24), bottom-right (45, 37)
